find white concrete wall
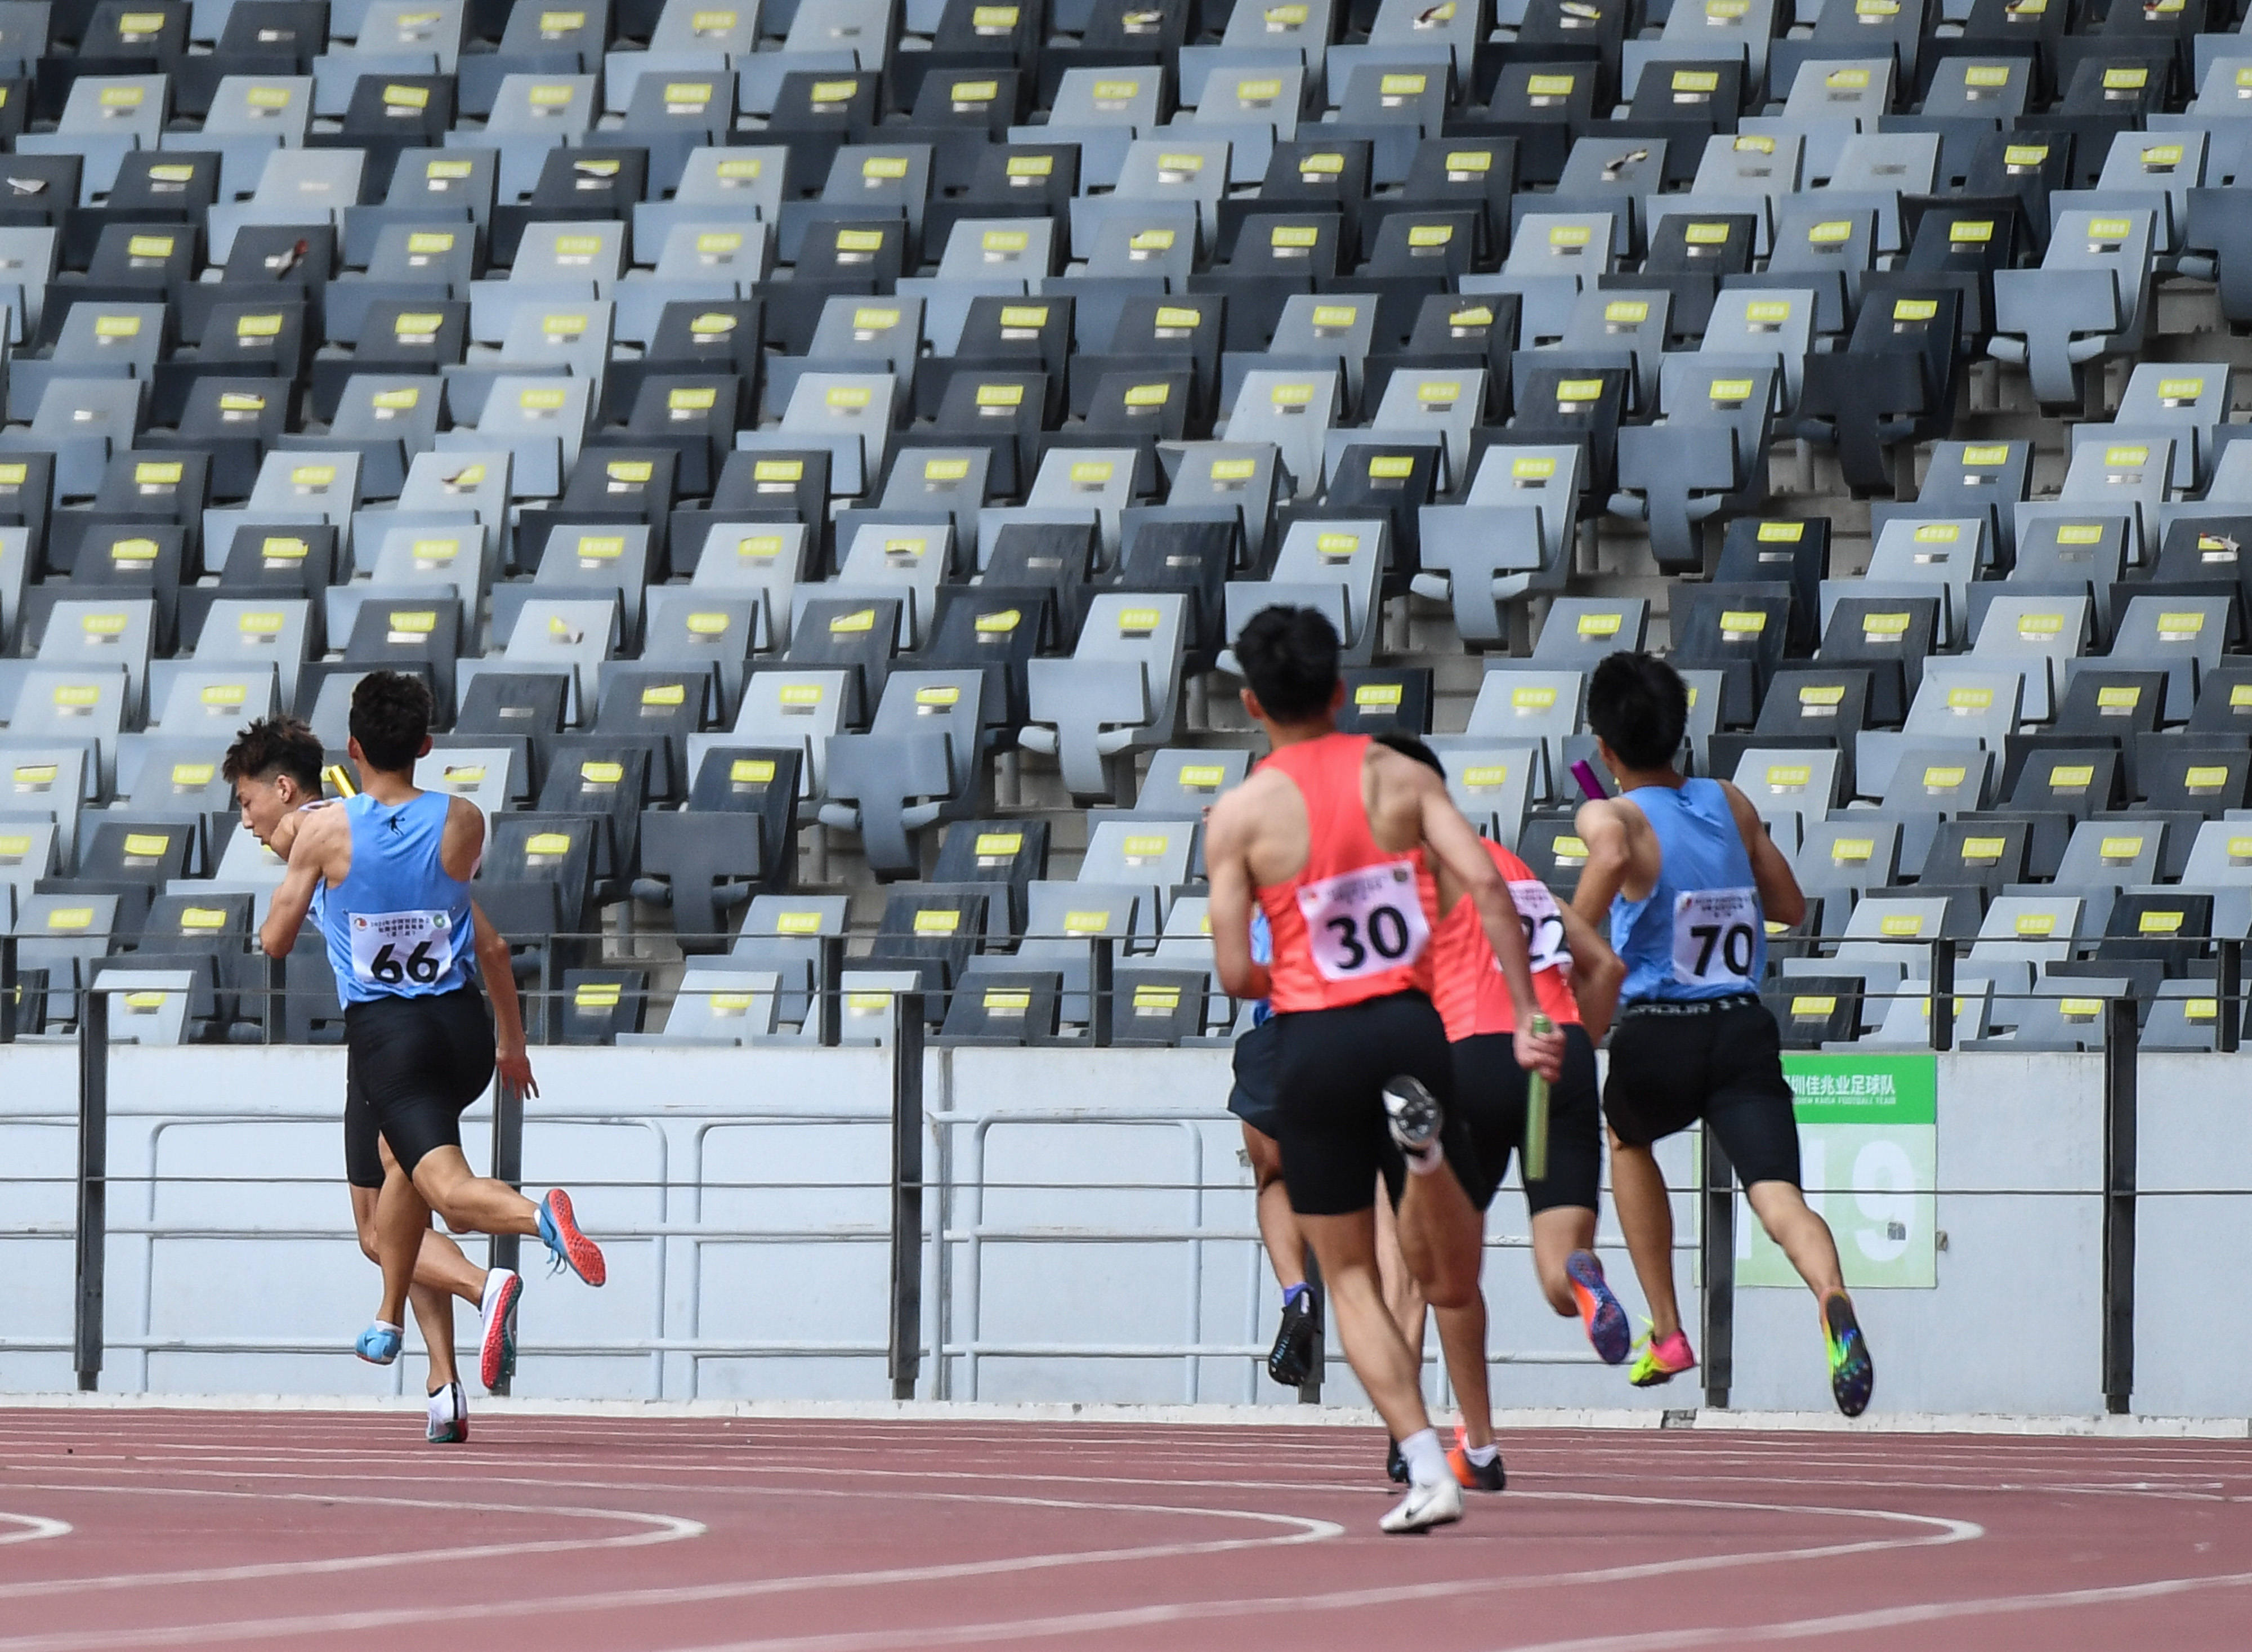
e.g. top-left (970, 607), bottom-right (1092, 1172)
top-left (0, 1041), bottom-right (2209, 1417)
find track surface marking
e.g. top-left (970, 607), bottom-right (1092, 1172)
top-left (0, 1412), bottom-right (2247, 1650)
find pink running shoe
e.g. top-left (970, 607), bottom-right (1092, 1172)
top-left (1629, 1328), bottom-right (1697, 1388)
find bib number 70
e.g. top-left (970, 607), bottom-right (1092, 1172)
top-left (1671, 887), bottom-right (1759, 988)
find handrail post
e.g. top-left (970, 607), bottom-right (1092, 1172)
top-left (263, 952), bottom-right (285, 1045)
top-left (1700, 1128), bottom-right (1734, 1411)
top-left (1090, 935), bottom-right (1115, 1047)
top-left (888, 990), bottom-right (926, 1401)
top-left (488, 1075), bottom-right (526, 1394)
top-left (817, 935), bottom-right (844, 1047)
top-left (2220, 939), bottom-right (2242, 1055)
top-left (1928, 936), bottom-right (1954, 1052)
top-left (75, 988), bottom-right (109, 1392)
top-left (539, 946), bottom-right (558, 1047)
top-left (2102, 995), bottom-right (2139, 1415)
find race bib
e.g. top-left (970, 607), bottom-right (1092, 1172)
top-left (348, 908), bottom-right (458, 987)
top-left (1297, 862), bottom-right (1429, 982)
top-left (1671, 887), bottom-right (1759, 988)
top-left (1508, 879), bottom-right (1567, 975)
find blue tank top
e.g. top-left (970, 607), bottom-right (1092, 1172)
top-left (1610, 779), bottom-right (1767, 1004)
top-left (314, 791), bottom-right (478, 1006)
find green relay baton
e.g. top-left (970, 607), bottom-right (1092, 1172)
top-left (1522, 1013), bottom-right (1553, 1184)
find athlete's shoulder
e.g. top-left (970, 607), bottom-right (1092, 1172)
top-left (1487, 837), bottom-right (1537, 882)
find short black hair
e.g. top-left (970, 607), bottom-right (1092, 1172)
top-left (222, 716), bottom-right (324, 796)
top-left (1374, 730), bottom-right (1446, 780)
top-left (348, 670), bottom-right (433, 774)
top-left (1586, 652), bottom-right (1687, 772)
top-left (1235, 605), bottom-right (1339, 724)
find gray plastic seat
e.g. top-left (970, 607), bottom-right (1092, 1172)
top-left (1022, 592), bottom-right (1188, 801)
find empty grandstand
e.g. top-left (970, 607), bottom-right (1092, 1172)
top-left (0, 0), bottom-right (2243, 1430)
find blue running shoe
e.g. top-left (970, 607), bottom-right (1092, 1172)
top-left (1566, 1251), bottom-right (1632, 1365)
top-left (537, 1190), bottom-right (606, 1286)
top-left (356, 1321), bottom-right (402, 1365)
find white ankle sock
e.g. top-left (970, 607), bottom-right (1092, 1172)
top-left (1402, 1141), bottom-right (1445, 1176)
top-left (1465, 1441), bottom-right (1499, 1467)
top-left (1399, 1427), bottom-right (1447, 1488)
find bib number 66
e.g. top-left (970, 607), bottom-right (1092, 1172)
top-left (369, 940), bottom-right (442, 985)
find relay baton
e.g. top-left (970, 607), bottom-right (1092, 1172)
top-left (1570, 760), bottom-right (1610, 802)
top-left (1523, 1013), bottom-right (1554, 1184)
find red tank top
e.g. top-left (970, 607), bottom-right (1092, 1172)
top-left (1255, 733), bottom-right (1439, 1013)
top-left (1430, 840), bottom-right (1583, 1041)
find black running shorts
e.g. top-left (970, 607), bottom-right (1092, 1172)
top-left (1225, 1015), bottom-right (1284, 1139)
top-left (1268, 990), bottom-right (1479, 1217)
top-left (342, 986), bottom-right (497, 1189)
top-left (1602, 997), bottom-right (1802, 1189)
top-left (1449, 1024), bottom-right (1602, 1216)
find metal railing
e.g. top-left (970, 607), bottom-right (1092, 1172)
top-left (30, 927), bottom-right (2252, 1413)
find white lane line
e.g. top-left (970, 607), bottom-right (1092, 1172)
top-left (0, 1493), bottom-right (1340, 1652)
top-left (646, 1494), bottom-right (1985, 1652)
top-left (0, 1515), bottom-right (70, 1547)
top-left (0, 1484), bottom-right (701, 1603)
top-left (1485, 1564), bottom-right (2252, 1650)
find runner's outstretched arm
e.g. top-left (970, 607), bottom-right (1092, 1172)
top-left (471, 901), bottom-right (538, 1099)
top-left (259, 807), bottom-right (342, 957)
top-left (1556, 900), bottom-right (1624, 1044)
top-left (1415, 773), bottom-right (1562, 1081)
top-left (1568, 798), bottom-right (1633, 930)
top-left (1205, 794), bottom-right (1271, 1004)
top-left (1718, 780), bottom-right (1807, 927)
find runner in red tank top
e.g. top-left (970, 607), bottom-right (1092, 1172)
top-left (1207, 608), bottom-right (1563, 1534)
top-left (1376, 736), bottom-right (1635, 1493)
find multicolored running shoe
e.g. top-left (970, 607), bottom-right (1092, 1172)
top-left (1628, 1325), bottom-right (1697, 1388)
top-left (1447, 1428), bottom-right (1507, 1493)
top-left (537, 1190), bottom-right (606, 1286)
top-left (1822, 1291), bottom-right (1874, 1418)
top-left (1566, 1251), bottom-right (1631, 1365)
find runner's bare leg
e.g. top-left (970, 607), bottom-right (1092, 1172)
top-left (1299, 1209), bottom-right (1434, 1444)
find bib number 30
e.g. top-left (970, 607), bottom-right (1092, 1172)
top-left (1671, 887), bottom-right (1758, 988)
top-left (1298, 862), bottom-right (1430, 982)
top-left (350, 909), bottom-right (456, 987)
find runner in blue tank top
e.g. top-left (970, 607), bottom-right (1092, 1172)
top-left (1570, 653), bottom-right (1874, 1418)
top-left (255, 672), bottom-right (610, 1441)
top-left (226, 714), bottom-right (528, 1439)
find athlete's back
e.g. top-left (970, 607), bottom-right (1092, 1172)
top-left (316, 790), bottom-right (477, 1003)
top-left (1607, 778), bottom-right (1764, 1005)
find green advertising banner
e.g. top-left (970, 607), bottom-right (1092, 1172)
top-left (1736, 1052), bottom-right (1938, 1289)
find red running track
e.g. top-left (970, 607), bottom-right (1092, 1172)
top-left (0, 1409), bottom-right (2249, 1650)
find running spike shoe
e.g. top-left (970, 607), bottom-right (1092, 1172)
top-left (355, 1321), bottom-right (402, 1365)
top-left (1566, 1250), bottom-right (1632, 1365)
top-left (1628, 1325), bottom-right (1697, 1388)
top-left (1266, 1287), bottom-right (1321, 1388)
top-left (479, 1267), bottom-right (522, 1391)
top-left (1379, 1475), bottom-right (1464, 1534)
top-left (1380, 1075), bottom-right (1444, 1159)
top-left (1447, 1431), bottom-right (1507, 1493)
top-left (426, 1381), bottom-right (468, 1445)
top-left (537, 1190), bottom-right (606, 1286)
top-left (1822, 1291), bottom-right (1874, 1418)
